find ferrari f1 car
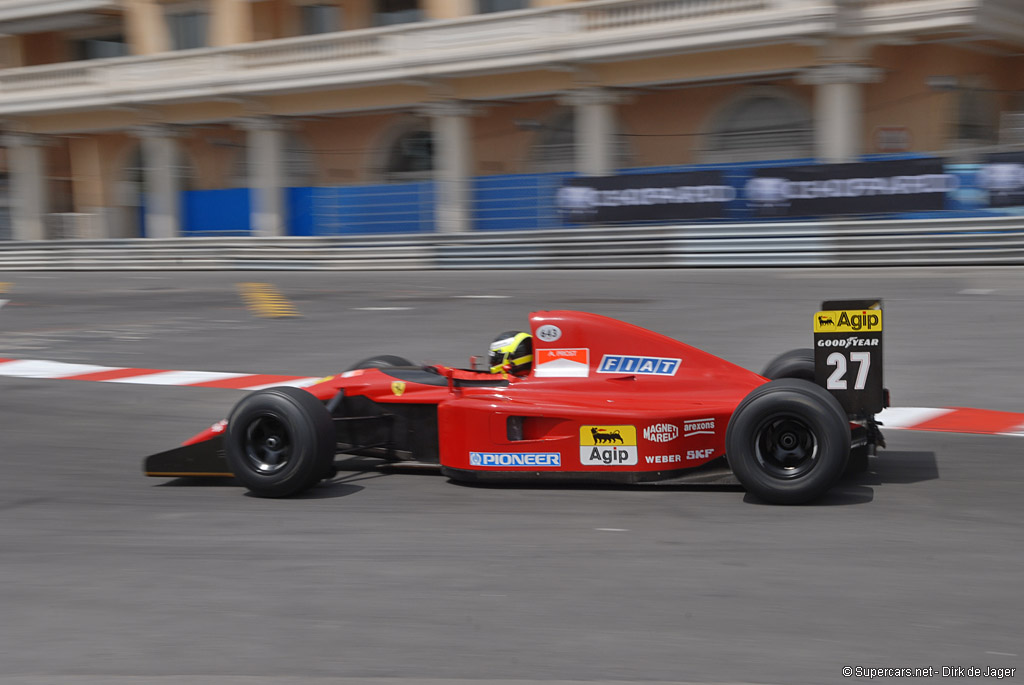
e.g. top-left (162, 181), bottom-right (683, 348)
top-left (144, 300), bottom-right (886, 504)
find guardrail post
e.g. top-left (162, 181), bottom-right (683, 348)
top-left (3, 132), bottom-right (49, 241)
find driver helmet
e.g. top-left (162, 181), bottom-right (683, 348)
top-left (489, 331), bottom-right (533, 375)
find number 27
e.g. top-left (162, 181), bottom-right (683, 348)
top-left (826, 351), bottom-right (870, 390)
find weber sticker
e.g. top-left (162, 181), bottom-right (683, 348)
top-left (580, 425), bottom-right (638, 466)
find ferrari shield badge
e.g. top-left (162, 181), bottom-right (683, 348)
top-left (391, 381), bottom-right (406, 396)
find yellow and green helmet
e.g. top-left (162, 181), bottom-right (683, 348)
top-left (488, 330), bottom-right (533, 374)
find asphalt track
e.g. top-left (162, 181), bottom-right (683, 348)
top-left (1, 268), bottom-right (1022, 685)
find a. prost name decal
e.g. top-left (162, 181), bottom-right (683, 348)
top-left (597, 355), bottom-right (681, 376)
top-left (469, 452), bottom-right (561, 467)
top-left (814, 309), bottom-right (883, 333)
top-left (579, 425), bottom-right (638, 466)
top-left (535, 348), bottom-right (590, 378)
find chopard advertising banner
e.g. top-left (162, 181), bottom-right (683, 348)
top-left (745, 158), bottom-right (957, 217)
top-left (977, 152), bottom-right (1024, 208)
top-left (557, 171), bottom-right (734, 223)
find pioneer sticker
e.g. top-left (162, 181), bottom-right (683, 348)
top-left (469, 452), bottom-right (561, 467)
top-left (579, 425), bottom-right (638, 466)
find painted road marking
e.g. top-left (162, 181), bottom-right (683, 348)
top-left (237, 282), bottom-right (299, 318)
top-left (452, 295), bottom-right (511, 299)
top-left (0, 358), bottom-right (319, 390)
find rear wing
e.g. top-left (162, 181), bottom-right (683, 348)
top-left (813, 299), bottom-right (884, 417)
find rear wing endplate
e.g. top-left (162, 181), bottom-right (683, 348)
top-left (813, 299), bottom-right (884, 417)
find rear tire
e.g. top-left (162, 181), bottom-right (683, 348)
top-left (761, 348), bottom-right (815, 381)
top-left (225, 386), bottom-right (335, 498)
top-left (726, 378), bottom-right (850, 504)
top-left (346, 355), bottom-right (414, 371)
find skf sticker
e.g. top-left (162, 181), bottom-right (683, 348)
top-left (391, 381), bottom-right (406, 396)
top-left (597, 355), bottom-right (681, 376)
top-left (580, 425), bottom-right (638, 466)
top-left (535, 348), bottom-right (589, 377)
top-left (814, 309), bottom-right (882, 333)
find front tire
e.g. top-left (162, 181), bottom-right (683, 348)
top-left (225, 386), bottom-right (335, 498)
top-left (726, 378), bottom-right (850, 504)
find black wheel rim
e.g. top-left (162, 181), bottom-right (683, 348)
top-left (243, 413), bottom-right (293, 474)
top-left (753, 414), bottom-right (819, 479)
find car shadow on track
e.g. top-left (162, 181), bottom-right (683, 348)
top-left (744, 449), bottom-right (939, 507)
top-left (854, 450), bottom-right (940, 486)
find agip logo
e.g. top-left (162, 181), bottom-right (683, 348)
top-left (580, 425), bottom-right (638, 466)
top-left (814, 309), bottom-right (883, 333)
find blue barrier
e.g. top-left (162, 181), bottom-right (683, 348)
top-left (173, 153), bottom-right (1023, 236)
top-left (182, 188), bottom-right (251, 236)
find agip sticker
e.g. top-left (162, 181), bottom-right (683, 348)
top-left (814, 309), bottom-right (882, 333)
top-left (579, 425), bottom-right (638, 466)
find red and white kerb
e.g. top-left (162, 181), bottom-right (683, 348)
top-left (0, 358), bottom-right (319, 391)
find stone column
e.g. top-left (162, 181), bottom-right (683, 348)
top-left (423, 101), bottom-right (475, 233)
top-left (799, 63), bottom-right (882, 163)
top-left (210, 0), bottom-right (254, 47)
top-left (136, 125), bottom-right (181, 239)
top-left (240, 117), bottom-right (288, 237)
top-left (560, 88), bottom-right (622, 177)
top-left (4, 133), bottom-right (49, 241)
top-left (123, 0), bottom-right (170, 55)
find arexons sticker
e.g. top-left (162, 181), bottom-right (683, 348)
top-left (580, 425), bottom-right (638, 466)
top-left (683, 418), bottom-right (716, 437)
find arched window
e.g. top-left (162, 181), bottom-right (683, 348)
top-left (528, 109), bottom-right (630, 172)
top-left (955, 77), bottom-right (998, 145)
top-left (704, 89), bottom-right (812, 162)
top-left (384, 128), bottom-right (434, 181)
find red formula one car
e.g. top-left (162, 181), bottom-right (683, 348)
top-left (144, 303), bottom-right (886, 504)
